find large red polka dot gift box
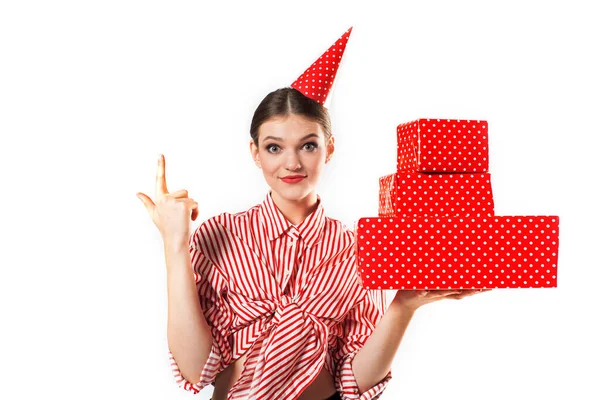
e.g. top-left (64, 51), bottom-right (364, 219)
top-left (355, 119), bottom-right (560, 290)
top-left (355, 216), bottom-right (559, 290)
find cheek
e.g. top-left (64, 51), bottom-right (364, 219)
top-left (259, 155), bottom-right (278, 174)
top-left (312, 152), bottom-right (327, 166)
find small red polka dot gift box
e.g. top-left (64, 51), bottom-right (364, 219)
top-left (397, 119), bottom-right (489, 173)
top-left (378, 172), bottom-right (494, 218)
top-left (354, 216), bottom-right (559, 290)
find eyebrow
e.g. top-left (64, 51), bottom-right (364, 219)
top-left (262, 133), bottom-right (320, 143)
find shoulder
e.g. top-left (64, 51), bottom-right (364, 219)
top-left (318, 215), bottom-right (357, 264)
top-left (191, 203), bottom-right (261, 246)
top-left (323, 215), bottom-right (356, 243)
top-left (214, 202), bottom-right (262, 232)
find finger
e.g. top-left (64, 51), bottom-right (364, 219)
top-left (136, 192), bottom-right (155, 216)
top-left (170, 189), bottom-right (189, 199)
top-left (155, 154), bottom-right (169, 197)
top-left (191, 202), bottom-right (199, 221)
top-left (462, 289), bottom-right (490, 295)
top-left (176, 198), bottom-right (199, 220)
top-left (445, 290), bottom-right (486, 300)
top-left (183, 198), bottom-right (198, 221)
top-left (424, 289), bottom-right (461, 298)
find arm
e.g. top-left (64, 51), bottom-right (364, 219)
top-left (166, 226), bottom-right (234, 393)
top-left (351, 286), bottom-right (490, 395)
top-left (165, 238), bottom-right (212, 386)
top-left (334, 290), bottom-right (394, 399)
top-left (351, 295), bottom-right (415, 395)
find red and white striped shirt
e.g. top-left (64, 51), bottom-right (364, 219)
top-left (168, 191), bottom-right (392, 399)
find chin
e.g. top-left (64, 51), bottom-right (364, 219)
top-left (273, 184), bottom-right (313, 200)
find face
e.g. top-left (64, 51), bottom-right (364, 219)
top-left (250, 113), bottom-right (334, 204)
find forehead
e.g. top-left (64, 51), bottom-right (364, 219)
top-left (258, 114), bottom-right (324, 143)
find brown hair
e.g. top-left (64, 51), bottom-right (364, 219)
top-left (250, 87), bottom-right (332, 147)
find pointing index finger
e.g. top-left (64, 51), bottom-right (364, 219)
top-left (156, 154), bottom-right (169, 197)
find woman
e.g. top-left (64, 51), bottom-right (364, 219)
top-left (136, 30), bottom-right (488, 400)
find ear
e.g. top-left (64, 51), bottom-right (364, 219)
top-left (250, 140), bottom-right (261, 168)
top-left (325, 135), bottom-right (335, 164)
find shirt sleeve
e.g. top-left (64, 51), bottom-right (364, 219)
top-left (167, 229), bottom-right (234, 394)
top-left (333, 289), bottom-right (392, 400)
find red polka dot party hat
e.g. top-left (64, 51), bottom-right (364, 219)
top-left (291, 26), bottom-right (353, 109)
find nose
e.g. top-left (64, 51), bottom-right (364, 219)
top-left (284, 150), bottom-right (302, 171)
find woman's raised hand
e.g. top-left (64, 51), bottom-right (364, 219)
top-left (136, 154), bottom-right (199, 247)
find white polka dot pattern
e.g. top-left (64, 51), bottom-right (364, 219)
top-left (397, 119), bottom-right (489, 173)
top-left (291, 26), bottom-right (352, 106)
top-left (379, 172), bottom-right (494, 218)
top-left (355, 216), bottom-right (560, 290)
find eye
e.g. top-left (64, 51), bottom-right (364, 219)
top-left (303, 142), bottom-right (318, 151)
top-left (265, 144), bottom-right (280, 153)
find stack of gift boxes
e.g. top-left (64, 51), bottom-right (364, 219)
top-left (355, 119), bottom-right (560, 290)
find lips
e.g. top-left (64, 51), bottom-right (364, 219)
top-left (281, 176), bottom-right (306, 184)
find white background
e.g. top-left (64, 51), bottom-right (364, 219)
top-left (1, 0), bottom-right (599, 399)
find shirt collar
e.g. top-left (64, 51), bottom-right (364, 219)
top-left (260, 190), bottom-right (326, 249)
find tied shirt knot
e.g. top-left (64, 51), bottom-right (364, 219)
top-left (248, 291), bottom-right (329, 399)
top-left (272, 293), bottom-right (299, 322)
top-left (264, 293), bottom-right (306, 363)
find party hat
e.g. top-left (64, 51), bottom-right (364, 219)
top-left (291, 26), bottom-right (353, 108)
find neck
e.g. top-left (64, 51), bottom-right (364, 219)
top-left (270, 190), bottom-right (319, 226)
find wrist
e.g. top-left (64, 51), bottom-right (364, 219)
top-left (163, 237), bottom-right (189, 254)
top-left (391, 291), bottom-right (420, 314)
